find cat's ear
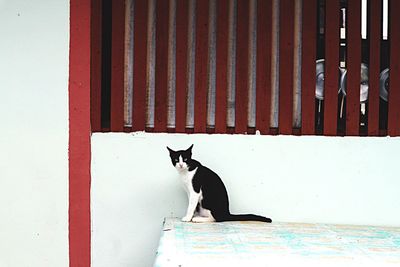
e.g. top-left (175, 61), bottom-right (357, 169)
top-left (186, 144), bottom-right (194, 152)
top-left (167, 146), bottom-right (175, 154)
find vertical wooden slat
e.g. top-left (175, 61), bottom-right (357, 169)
top-left (194, 0), bottom-right (210, 133)
top-left (278, 0), bottom-right (295, 134)
top-left (154, 0), bottom-right (170, 132)
top-left (324, 0), bottom-right (340, 135)
top-left (388, 0), bottom-right (400, 136)
top-left (301, 0), bottom-right (317, 135)
top-left (175, 0), bottom-right (189, 132)
top-left (91, 0), bottom-right (102, 132)
top-left (132, 0), bottom-right (148, 131)
top-left (215, 0), bottom-right (229, 133)
top-left (235, 0), bottom-right (249, 133)
top-left (256, 0), bottom-right (272, 134)
top-left (110, 0), bottom-right (125, 131)
top-left (368, 0), bottom-right (381, 136)
top-left (346, 0), bottom-right (362, 136)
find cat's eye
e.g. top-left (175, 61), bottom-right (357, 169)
top-left (183, 158), bottom-right (187, 161)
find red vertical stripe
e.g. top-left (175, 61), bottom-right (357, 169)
top-left (154, 0), bottom-right (170, 132)
top-left (368, 0), bottom-right (381, 136)
top-left (69, 0), bottom-right (91, 266)
top-left (324, 0), bottom-right (340, 135)
top-left (110, 0), bottom-right (125, 131)
top-left (194, 0), bottom-right (209, 133)
top-left (235, 0), bottom-right (249, 134)
top-left (90, 0), bottom-right (102, 132)
top-left (175, 0), bottom-right (189, 133)
top-left (132, 0), bottom-right (148, 132)
top-left (388, 0), bottom-right (400, 136)
top-left (278, 0), bottom-right (294, 134)
top-left (256, 0), bottom-right (272, 135)
top-left (346, 0), bottom-right (361, 136)
top-left (215, 0), bottom-right (229, 134)
top-left (301, 0), bottom-right (317, 135)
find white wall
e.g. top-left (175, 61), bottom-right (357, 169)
top-left (0, 0), bottom-right (69, 266)
top-left (92, 132), bottom-right (400, 267)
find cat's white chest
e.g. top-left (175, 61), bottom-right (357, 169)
top-left (178, 168), bottom-right (197, 194)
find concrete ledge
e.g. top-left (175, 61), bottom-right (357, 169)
top-left (154, 218), bottom-right (400, 267)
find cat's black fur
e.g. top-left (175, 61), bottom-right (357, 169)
top-left (168, 145), bottom-right (272, 223)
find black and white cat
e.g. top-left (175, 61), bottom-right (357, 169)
top-left (167, 145), bottom-right (272, 223)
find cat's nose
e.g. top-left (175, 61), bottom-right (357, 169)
top-left (178, 163), bottom-right (183, 168)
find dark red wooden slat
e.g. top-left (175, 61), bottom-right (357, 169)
top-left (278, 0), bottom-right (294, 134)
top-left (154, 0), bottom-right (170, 132)
top-left (388, 0), bottom-right (400, 136)
top-left (194, 0), bottom-right (209, 133)
top-left (175, 0), bottom-right (189, 133)
top-left (346, 0), bottom-right (361, 136)
top-left (90, 0), bottom-right (102, 132)
top-left (368, 0), bottom-right (381, 136)
top-left (256, 0), bottom-right (272, 135)
top-left (324, 0), bottom-right (340, 136)
top-left (132, 0), bottom-right (148, 132)
top-left (215, 0), bottom-right (229, 134)
top-left (235, 0), bottom-right (249, 134)
top-left (301, 0), bottom-right (317, 135)
top-left (110, 0), bottom-right (125, 132)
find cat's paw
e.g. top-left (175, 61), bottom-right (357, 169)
top-left (181, 216), bottom-right (192, 222)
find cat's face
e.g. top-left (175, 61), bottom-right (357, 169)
top-left (167, 145), bottom-right (193, 171)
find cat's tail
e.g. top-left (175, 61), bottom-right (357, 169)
top-left (226, 214), bottom-right (272, 223)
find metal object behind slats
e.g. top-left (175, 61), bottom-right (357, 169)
top-left (293, 0), bottom-right (302, 128)
top-left (186, 0), bottom-right (196, 129)
top-left (207, 0), bottom-right (217, 128)
top-left (270, 0), bottom-right (279, 128)
top-left (167, 0), bottom-right (177, 128)
top-left (124, 0), bottom-right (134, 127)
top-left (227, 0), bottom-right (237, 128)
top-left (146, 0), bottom-right (156, 128)
top-left (247, 0), bottom-right (257, 128)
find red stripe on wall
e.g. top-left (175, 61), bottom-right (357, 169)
top-left (110, 0), bottom-right (125, 131)
top-left (90, 0), bottom-right (102, 132)
top-left (69, 0), bottom-right (91, 266)
top-left (194, 0), bottom-right (209, 133)
top-left (278, 0), bottom-right (294, 134)
top-left (132, 0), bottom-right (148, 132)
top-left (154, 0), bottom-right (170, 132)
top-left (256, 0), bottom-right (272, 134)
top-left (175, 0), bottom-right (189, 133)
top-left (368, 0), bottom-right (381, 136)
top-left (301, 0), bottom-right (317, 135)
top-left (346, 0), bottom-right (361, 136)
top-left (235, 0), bottom-right (249, 134)
top-left (388, 0), bottom-right (400, 136)
top-left (324, 0), bottom-right (340, 135)
top-left (215, 0), bottom-right (229, 134)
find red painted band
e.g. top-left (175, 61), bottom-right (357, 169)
top-left (69, 0), bottom-right (92, 266)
